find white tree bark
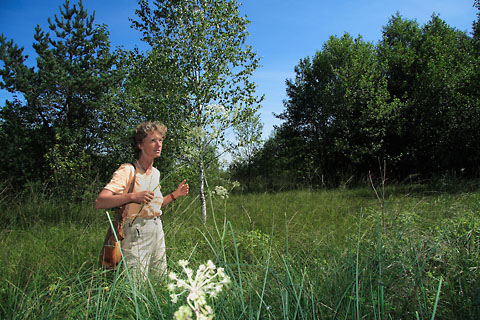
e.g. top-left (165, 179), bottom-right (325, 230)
top-left (198, 155), bottom-right (207, 223)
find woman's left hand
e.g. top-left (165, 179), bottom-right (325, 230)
top-left (176, 180), bottom-right (189, 197)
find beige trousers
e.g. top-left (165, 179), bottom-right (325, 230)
top-left (122, 216), bottom-right (167, 279)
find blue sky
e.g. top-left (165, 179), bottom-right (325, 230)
top-left (0, 0), bottom-right (477, 139)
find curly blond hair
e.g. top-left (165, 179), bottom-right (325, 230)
top-left (132, 121), bottom-right (167, 159)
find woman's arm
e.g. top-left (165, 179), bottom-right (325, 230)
top-left (95, 189), bottom-right (155, 209)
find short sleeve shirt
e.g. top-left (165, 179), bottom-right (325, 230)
top-left (103, 163), bottom-right (164, 219)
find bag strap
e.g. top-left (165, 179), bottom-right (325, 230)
top-left (115, 162), bottom-right (136, 222)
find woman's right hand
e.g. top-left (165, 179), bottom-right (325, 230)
top-left (131, 191), bottom-right (155, 204)
top-left (95, 189), bottom-right (154, 209)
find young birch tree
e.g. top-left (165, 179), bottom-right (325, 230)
top-left (132, 0), bottom-right (262, 222)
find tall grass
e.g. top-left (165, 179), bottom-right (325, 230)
top-left (1, 181), bottom-right (480, 319)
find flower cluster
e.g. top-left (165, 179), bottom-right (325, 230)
top-left (168, 260), bottom-right (231, 320)
top-left (213, 186), bottom-right (229, 199)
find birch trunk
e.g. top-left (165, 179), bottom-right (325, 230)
top-left (198, 155), bottom-right (207, 223)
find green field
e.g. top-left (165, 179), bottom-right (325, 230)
top-left (1, 182), bottom-right (480, 319)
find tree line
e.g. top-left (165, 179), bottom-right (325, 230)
top-left (230, 2), bottom-right (480, 191)
top-left (2, 0), bottom-right (479, 199)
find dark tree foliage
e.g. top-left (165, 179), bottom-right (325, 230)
top-left (275, 34), bottom-right (398, 186)
top-left (379, 14), bottom-right (479, 176)
top-left (229, 130), bottom-right (307, 192)
top-left (232, 10), bottom-right (480, 187)
top-left (0, 0), bottom-right (125, 195)
top-left (230, 128), bottom-right (310, 191)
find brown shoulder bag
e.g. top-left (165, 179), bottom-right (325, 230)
top-left (99, 164), bottom-right (136, 270)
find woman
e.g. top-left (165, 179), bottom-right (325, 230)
top-left (95, 121), bottom-right (189, 278)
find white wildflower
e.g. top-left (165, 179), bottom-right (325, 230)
top-left (184, 267), bottom-right (194, 278)
top-left (214, 185), bottom-right (229, 199)
top-left (168, 283), bottom-right (176, 292)
top-left (204, 305), bottom-right (213, 314)
top-left (169, 259), bottom-right (230, 319)
top-left (197, 314), bottom-right (212, 320)
top-left (206, 260), bottom-right (215, 270)
top-left (196, 293), bottom-right (207, 306)
top-left (176, 279), bottom-right (188, 288)
top-left (214, 285), bottom-right (223, 294)
top-left (170, 294), bottom-right (179, 304)
top-left (198, 264), bottom-right (206, 273)
top-left (179, 259), bottom-right (189, 268)
top-left (174, 305), bottom-right (193, 320)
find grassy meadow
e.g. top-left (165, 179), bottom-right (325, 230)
top-left (1, 180), bottom-right (480, 319)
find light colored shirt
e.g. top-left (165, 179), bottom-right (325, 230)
top-left (104, 163), bottom-right (164, 219)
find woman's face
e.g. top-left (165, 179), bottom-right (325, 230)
top-left (138, 131), bottom-right (163, 159)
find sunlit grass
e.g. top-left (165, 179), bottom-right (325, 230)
top-left (1, 183), bottom-right (480, 319)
